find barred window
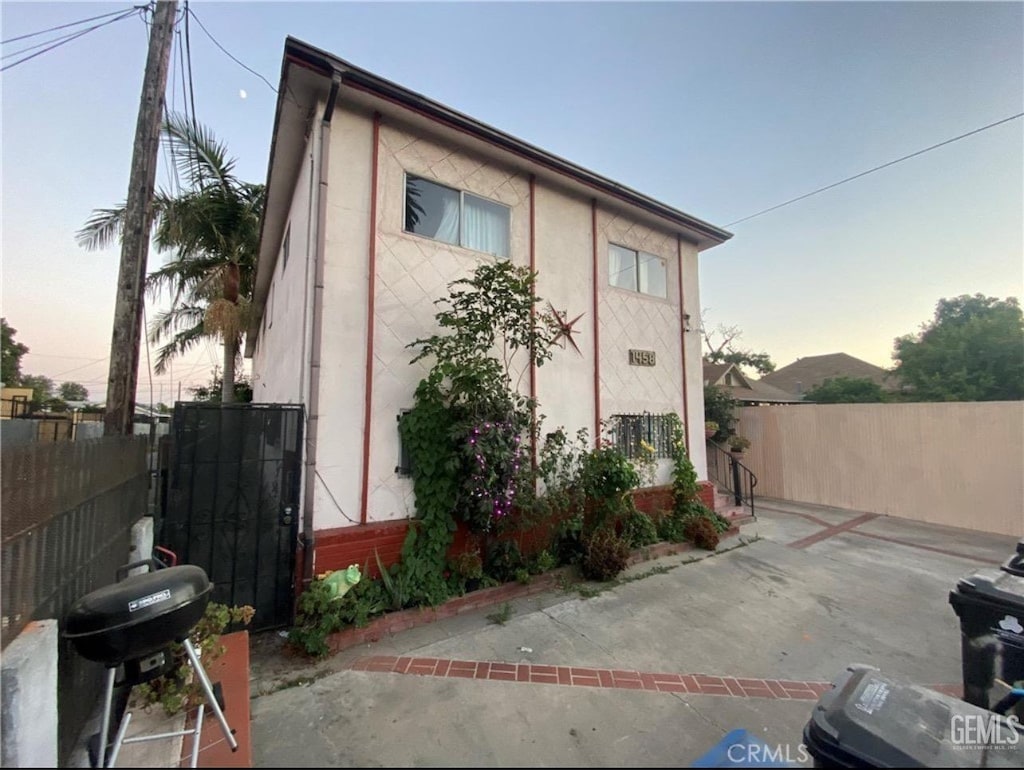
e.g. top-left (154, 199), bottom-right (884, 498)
top-left (608, 413), bottom-right (675, 459)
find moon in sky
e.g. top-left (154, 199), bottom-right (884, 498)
top-left (239, 89), bottom-right (248, 100)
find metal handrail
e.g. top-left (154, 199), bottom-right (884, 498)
top-left (705, 440), bottom-right (758, 518)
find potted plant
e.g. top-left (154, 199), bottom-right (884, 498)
top-left (727, 434), bottom-right (751, 455)
top-left (704, 420), bottom-right (719, 440)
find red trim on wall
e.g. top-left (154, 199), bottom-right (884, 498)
top-left (529, 174), bottom-right (538, 471)
top-left (359, 112), bottom-right (382, 525)
top-left (677, 236), bottom-right (690, 457)
top-left (591, 199), bottom-right (601, 447)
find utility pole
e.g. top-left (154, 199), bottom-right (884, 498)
top-left (104, 0), bottom-right (178, 436)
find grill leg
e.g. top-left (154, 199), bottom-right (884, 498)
top-left (105, 710), bottom-right (132, 767)
top-left (97, 667), bottom-right (116, 768)
top-left (189, 704), bottom-right (205, 768)
top-left (182, 638), bottom-right (238, 753)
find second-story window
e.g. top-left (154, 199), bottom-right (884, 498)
top-left (609, 243), bottom-right (667, 298)
top-left (404, 174), bottom-right (510, 258)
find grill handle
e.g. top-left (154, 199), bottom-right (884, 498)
top-left (115, 559), bottom-right (162, 582)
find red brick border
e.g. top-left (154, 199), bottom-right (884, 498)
top-left (324, 524), bottom-right (747, 654)
top-left (344, 654), bottom-right (963, 702)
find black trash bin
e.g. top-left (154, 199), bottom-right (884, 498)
top-left (803, 664), bottom-right (1024, 768)
top-left (1002, 539), bottom-right (1024, 577)
top-left (948, 566), bottom-right (1024, 711)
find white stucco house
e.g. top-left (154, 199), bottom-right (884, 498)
top-left (246, 38), bottom-right (732, 579)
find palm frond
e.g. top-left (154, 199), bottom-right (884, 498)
top-left (163, 112), bottom-right (235, 191)
top-left (153, 323), bottom-right (207, 375)
top-left (76, 205), bottom-right (127, 250)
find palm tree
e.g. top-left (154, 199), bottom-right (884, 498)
top-left (77, 113), bottom-right (264, 403)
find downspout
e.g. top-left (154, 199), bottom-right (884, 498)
top-left (301, 72), bottom-right (341, 589)
top-left (528, 174), bottom-right (537, 471)
top-left (591, 199), bottom-right (601, 447)
top-left (358, 112), bottom-right (382, 525)
top-left (677, 235), bottom-right (691, 458)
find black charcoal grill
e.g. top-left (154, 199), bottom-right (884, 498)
top-left (64, 561), bottom-right (237, 768)
top-left (65, 564), bottom-right (211, 666)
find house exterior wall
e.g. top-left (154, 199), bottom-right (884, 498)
top-left (735, 401), bottom-right (1024, 536)
top-left (251, 125), bottom-right (318, 406)
top-left (532, 187), bottom-right (596, 451)
top-left (256, 103), bottom-right (710, 537)
top-left (313, 105), bottom-right (376, 530)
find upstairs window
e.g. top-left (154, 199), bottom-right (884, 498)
top-left (609, 244), bottom-right (667, 298)
top-left (281, 224), bottom-right (290, 272)
top-left (404, 174), bottom-right (510, 258)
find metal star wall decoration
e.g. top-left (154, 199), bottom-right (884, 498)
top-left (548, 301), bottom-right (585, 356)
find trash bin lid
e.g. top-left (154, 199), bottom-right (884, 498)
top-left (952, 567), bottom-right (1024, 614)
top-left (1003, 539), bottom-right (1024, 577)
top-left (804, 664), bottom-right (1024, 768)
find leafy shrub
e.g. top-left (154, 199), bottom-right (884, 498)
top-left (134, 602), bottom-right (254, 715)
top-left (449, 549), bottom-right (484, 582)
top-left (485, 539), bottom-right (525, 583)
top-left (580, 528), bottom-right (631, 582)
top-left (529, 549), bottom-right (558, 575)
top-left (656, 512), bottom-right (687, 543)
top-left (289, 575), bottom-right (391, 658)
top-left (621, 507), bottom-right (659, 548)
top-left (683, 516), bottom-right (720, 551)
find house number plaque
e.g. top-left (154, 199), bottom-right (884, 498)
top-left (628, 349), bottom-right (656, 366)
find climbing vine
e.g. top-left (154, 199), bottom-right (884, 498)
top-left (396, 261), bottom-right (559, 604)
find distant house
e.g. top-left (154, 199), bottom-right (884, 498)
top-left (703, 360), bottom-right (802, 405)
top-left (760, 353), bottom-right (894, 397)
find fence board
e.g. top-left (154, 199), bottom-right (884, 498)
top-left (736, 402), bottom-right (1024, 536)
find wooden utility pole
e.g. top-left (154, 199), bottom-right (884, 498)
top-left (104, 0), bottom-right (178, 436)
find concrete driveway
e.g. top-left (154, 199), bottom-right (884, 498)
top-left (247, 500), bottom-right (1019, 767)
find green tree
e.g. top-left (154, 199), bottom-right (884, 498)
top-left (20, 374), bottom-right (54, 408)
top-left (703, 384), bottom-right (738, 442)
top-left (1, 318), bottom-right (29, 386)
top-left (803, 377), bottom-right (888, 404)
top-left (893, 294), bottom-right (1024, 402)
top-left (58, 382), bottom-right (89, 401)
top-left (701, 313), bottom-right (775, 375)
top-left (189, 370), bottom-right (253, 403)
top-left (77, 113), bottom-right (265, 403)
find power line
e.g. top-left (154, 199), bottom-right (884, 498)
top-left (725, 112), bottom-right (1024, 228)
top-left (183, 1), bottom-right (202, 162)
top-left (1, 6), bottom-right (140, 45)
top-left (186, 6), bottom-right (277, 94)
top-left (0, 8), bottom-right (140, 73)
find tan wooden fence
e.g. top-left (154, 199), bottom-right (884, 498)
top-left (735, 402), bottom-right (1024, 536)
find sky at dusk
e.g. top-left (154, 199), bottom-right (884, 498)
top-left (2, 1), bottom-right (1022, 404)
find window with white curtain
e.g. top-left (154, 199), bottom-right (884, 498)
top-left (608, 243), bottom-right (667, 298)
top-left (404, 174), bottom-right (510, 258)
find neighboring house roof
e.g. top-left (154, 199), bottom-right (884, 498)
top-left (246, 37), bottom-right (733, 355)
top-left (760, 353), bottom-right (894, 395)
top-left (703, 359), bottom-right (802, 404)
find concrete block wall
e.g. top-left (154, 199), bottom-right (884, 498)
top-left (1, 620), bottom-right (59, 768)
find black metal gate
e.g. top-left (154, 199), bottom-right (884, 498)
top-left (159, 403), bottom-right (303, 631)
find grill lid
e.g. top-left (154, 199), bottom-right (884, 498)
top-left (64, 565), bottom-right (211, 640)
